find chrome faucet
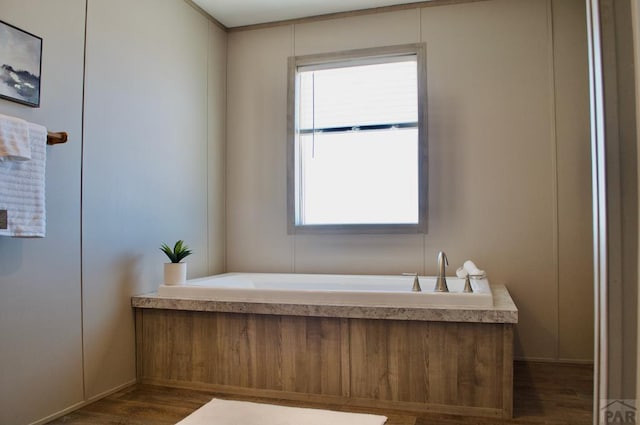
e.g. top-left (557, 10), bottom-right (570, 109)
top-left (402, 272), bottom-right (422, 292)
top-left (435, 251), bottom-right (449, 292)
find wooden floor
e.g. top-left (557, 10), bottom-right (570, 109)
top-left (48, 361), bottom-right (593, 425)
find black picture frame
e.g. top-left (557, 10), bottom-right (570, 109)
top-left (0, 20), bottom-right (42, 107)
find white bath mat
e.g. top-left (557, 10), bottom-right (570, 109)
top-left (176, 398), bottom-right (387, 425)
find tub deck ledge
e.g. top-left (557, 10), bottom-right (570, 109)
top-left (131, 284), bottom-right (517, 324)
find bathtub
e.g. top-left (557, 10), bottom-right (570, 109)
top-left (136, 273), bottom-right (516, 418)
top-left (157, 272), bottom-right (493, 307)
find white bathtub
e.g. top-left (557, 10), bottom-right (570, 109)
top-left (157, 272), bottom-right (493, 308)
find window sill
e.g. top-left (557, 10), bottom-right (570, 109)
top-left (288, 223), bottom-right (426, 235)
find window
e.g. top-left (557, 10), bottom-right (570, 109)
top-left (287, 44), bottom-right (427, 234)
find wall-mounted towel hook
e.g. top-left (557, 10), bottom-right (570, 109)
top-left (46, 131), bottom-right (68, 145)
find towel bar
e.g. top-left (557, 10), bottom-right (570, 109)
top-left (47, 131), bottom-right (68, 145)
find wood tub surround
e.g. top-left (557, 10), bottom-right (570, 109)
top-left (132, 284), bottom-right (517, 419)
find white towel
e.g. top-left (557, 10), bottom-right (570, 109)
top-left (463, 260), bottom-right (486, 278)
top-left (456, 266), bottom-right (468, 278)
top-left (0, 122), bottom-right (46, 237)
top-left (0, 113), bottom-right (31, 161)
top-left (176, 399), bottom-right (387, 425)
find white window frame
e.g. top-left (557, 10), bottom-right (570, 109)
top-left (287, 43), bottom-right (428, 234)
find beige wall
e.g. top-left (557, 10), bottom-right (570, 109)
top-left (0, 0), bottom-right (595, 422)
top-left (0, 1), bottom-right (85, 424)
top-left (82, 0), bottom-right (224, 399)
top-left (553, 0), bottom-right (594, 362)
top-left (600, 0), bottom-right (639, 401)
top-left (0, 0), bottom-right (226, 423)
top-left (226, 0), bottom-right (593, 361)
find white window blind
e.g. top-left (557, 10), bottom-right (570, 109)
top-left (298, 58), bottom-right (418, 131)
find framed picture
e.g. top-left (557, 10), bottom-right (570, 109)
top-left (0, 20), bottom-right (42, 107)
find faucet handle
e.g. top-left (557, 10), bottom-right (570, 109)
top-left (463, 274), bottom-right (473, 293)
top-left (402, 273), bottom-right (422, 292)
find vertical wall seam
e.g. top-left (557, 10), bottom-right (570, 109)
top-left (80, 0), bottom-right (89, 401)
top-left (222, 25), bottom-right (229, 273)
top-left (420, 6), bottom-right (426, 276)
top-left (206, 21), bottom-right (211, 274)
top-left (419, 7), bottom-right (423, 42)
top-left (223, 28), bottom-right (228, 273)
top-left (547, 0), bottom-right (561, 361)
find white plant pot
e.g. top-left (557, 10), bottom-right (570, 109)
top-left (164, 262), bottom-right (187, 285)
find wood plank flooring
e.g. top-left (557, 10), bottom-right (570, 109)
top-left (47, 361), bottom-right (592, 425)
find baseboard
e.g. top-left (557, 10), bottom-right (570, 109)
top-left (85, 378), bottom-right (138, 403)
top-left (28, 379), bottom-right (137, 425)
top-left (140, 377), bottom-right (507, 418)
top-left (27, 400), bottom-right (87, 425)
top-left (514, 356), bottom-right (594, 365)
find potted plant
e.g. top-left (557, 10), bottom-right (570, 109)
top-left (160, 240), bottom-right (192, 285)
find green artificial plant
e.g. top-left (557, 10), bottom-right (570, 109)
top-left (160, 240), bottom-right (193, 263)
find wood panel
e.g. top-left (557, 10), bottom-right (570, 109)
top-left (502, 325), bottom-right (514, 418)
top-left (349, 320), bottom-right (506, 412)
top-left (135, 309), bottom-right (513, 418)
top-left (138, 310), bottom-right (346, 396)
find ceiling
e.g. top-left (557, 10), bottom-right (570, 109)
top-left (192, 0), bottom-right (431, 28)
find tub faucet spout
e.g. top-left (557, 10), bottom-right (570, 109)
top-left (435, 251), bottom-right (449, 292)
